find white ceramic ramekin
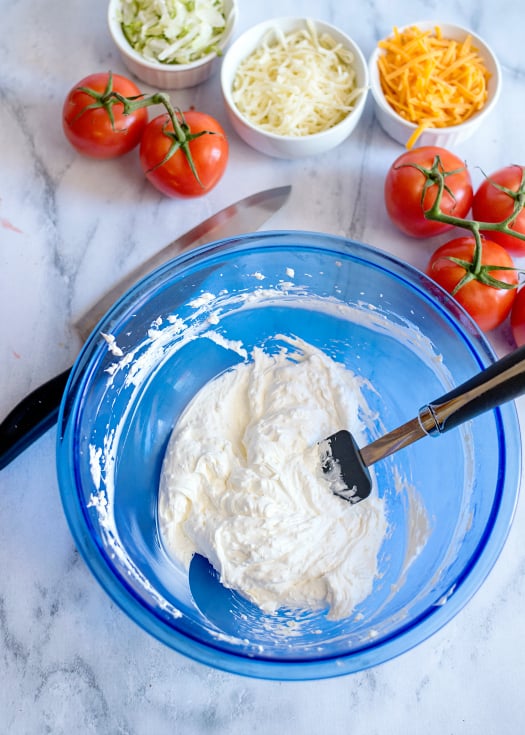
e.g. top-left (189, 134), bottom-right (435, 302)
top-left (220, 17), bottom-right (369, 159)
top-left (107, 0), bottom-right (238, 90)
top-left (368, 21), bottom-right (501, 148)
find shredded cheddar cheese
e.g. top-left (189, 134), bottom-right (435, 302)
top-left (377, 25), bottom-right (491, 148)
top-left (232, 20), bottom-right (362, 137)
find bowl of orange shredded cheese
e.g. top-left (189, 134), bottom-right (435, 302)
top-left (368, 22), bottom-right (501, 149)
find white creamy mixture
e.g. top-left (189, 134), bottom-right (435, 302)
top-left (158, 336), bottom-right (388, 620)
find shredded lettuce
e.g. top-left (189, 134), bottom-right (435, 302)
top-left (119, 0), bottom-right (227, 65)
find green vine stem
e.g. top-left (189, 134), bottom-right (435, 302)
top-left (409, 157), bottom-right (525, 294)
top-left (75, 71), bottom-right (216, 187)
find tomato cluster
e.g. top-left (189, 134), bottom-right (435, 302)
top-left (62, 72), bottom-right (229, 198)
top-left (384, 146), bottom-right (525, 341)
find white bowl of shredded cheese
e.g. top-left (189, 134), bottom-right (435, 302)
top-left (220, 17), bottom-right (369, 158)
top-left (368, 21), bottom-right (501, 149)
top-left (108, 0), bottom-right (238, 90)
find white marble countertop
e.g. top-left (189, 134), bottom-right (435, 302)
top-left (1, 0), bottom-right (525, 732)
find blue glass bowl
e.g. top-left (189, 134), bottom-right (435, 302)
top-left (57, 232), bottom-right (521, 680)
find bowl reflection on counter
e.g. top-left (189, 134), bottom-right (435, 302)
top-left (57, 231), bottom-right (520, 680)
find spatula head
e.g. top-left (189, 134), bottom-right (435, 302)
top-left (319, 429), bottom-right (372, 503)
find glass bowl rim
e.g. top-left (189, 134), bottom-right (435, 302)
top-left (56, 230), bottom-right (522, 680)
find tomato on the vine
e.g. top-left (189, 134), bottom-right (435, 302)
top-left (62, 72), bottom-right (148, 159)
top-left (472, 165), bottom-right (525, 256)
top-left (511, 287), bottom-right (525, 347)
top-left (384, 146), bottom-right (473, 238)
top-left (427, 237), bottom-right (518, 332)
top-left (139, 111), bottom-right (229, 198)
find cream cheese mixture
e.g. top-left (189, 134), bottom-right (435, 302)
top-left (158, 336), bottom-right (388, 620)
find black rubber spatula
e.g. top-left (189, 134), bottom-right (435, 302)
top-left (320, 344), bottom-right (525, 503)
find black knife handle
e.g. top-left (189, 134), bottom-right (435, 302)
top-left (421, 344), bottom-right (525, 435)
top-left (0, 368), bottom-right (72, 470)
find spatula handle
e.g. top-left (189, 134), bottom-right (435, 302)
top-left (421, 344), bottom-right (525, 435)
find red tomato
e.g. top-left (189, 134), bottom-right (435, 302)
top-left (384, 146), bottom-right (473, 238)
top-left (472, 165), bottom-right (525, 255)
top-left (426, 236), bottom-right (518, 332)
top-left (139, 111), bottom-right (228, 198)
top-left (62, 72), bottom-right (148, 159)
top-left (511, 287), bottom-right (525, 347)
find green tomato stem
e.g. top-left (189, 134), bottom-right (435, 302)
top-left (419, 155), bottom-right (525, 293)
top-left (112, 90), bottom-right (206, 185)
top-left (75, 72), bottom-right (216, 188)
top-left (423, 157), bottom-right (525, 243)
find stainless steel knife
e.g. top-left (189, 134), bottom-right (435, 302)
top-left (0, 185), bottom-right (291, 469)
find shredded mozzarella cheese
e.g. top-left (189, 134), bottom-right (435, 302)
top-left (231, 20), bottom-right (362, 137)
top-left (377, 25), bottom-right (490, 148)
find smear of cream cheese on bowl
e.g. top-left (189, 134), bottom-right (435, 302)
top-left (84, 267), bottom-right (475, 647)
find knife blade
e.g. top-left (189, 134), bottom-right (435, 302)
top-left (75, 185), bottom-right (291, 341)
top-left (0, 185), bottom-right (291, 470)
